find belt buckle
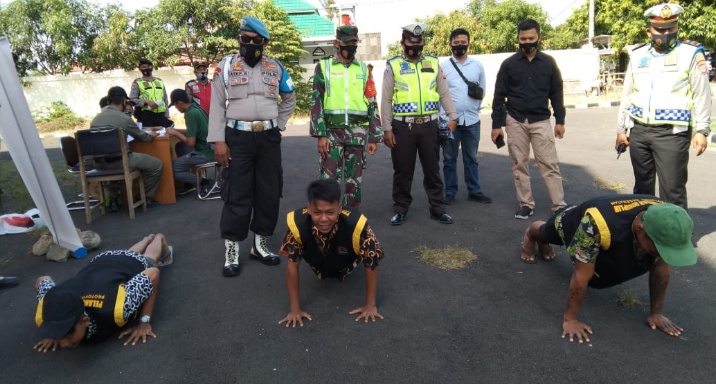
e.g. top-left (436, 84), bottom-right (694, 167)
top-left (251, 121), bottom-right (265, 132)
top-left (414, 117), bottom-right (426, 125)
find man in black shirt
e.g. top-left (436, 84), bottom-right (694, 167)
top-left (490, 19), bottom-right (567, 220)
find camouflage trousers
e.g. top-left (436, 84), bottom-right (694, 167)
top-left (319, 137), bottom-right (365, 209)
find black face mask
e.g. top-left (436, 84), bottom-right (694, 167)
top-left (339, 45), bottom-right (357, 61)
top-left (240, 43), bottom-right (263, 66)
top-left (404, 45), bottom-right (423, 59)
top-left (196, 72), bottom-right (208, 80)
top-left (141, 69), bottom-right (153, 77)
top-left (451, 44), bottom-right (468, 57)
top-left (651, 32), bottom-right (678, 50)
top-left (519, 41), bottom-right (539, 55)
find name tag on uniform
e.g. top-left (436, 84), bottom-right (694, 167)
top-left (638, 57), bottom-right (650, 68)
top-left (400, 69), bottom-right (415, 75)
top-left (230, 77), bottom-right (249, 85)
top-left (664, 54), bottom-right (678, 66)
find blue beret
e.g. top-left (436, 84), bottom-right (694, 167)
top-left (240, 17), bottom-right (270, 40)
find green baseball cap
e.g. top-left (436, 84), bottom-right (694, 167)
top-left (642, 203), bottom-right (697, 267)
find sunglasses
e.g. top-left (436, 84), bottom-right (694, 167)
top-left (239, 35), bottom-right (266, 45)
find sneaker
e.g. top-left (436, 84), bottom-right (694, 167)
top-left (514, 206), bottom-right (533, 220)
top-left (200, 178), bottom-right (215, 197)
top-left (468, 193), bottom-right (492, 204)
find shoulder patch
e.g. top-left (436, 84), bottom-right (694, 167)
top-left (683, 40), bottom-right (702, 47)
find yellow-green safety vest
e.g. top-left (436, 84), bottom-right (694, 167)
top-left (320, 58), bottom-right (369, 126)
top-left (137, 78), bottom-right (167, 113)
top-left (388, 55), bottom-right (440, 116)
top-left (624, 42), bottom-right (702, 127)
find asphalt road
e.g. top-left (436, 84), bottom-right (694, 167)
top-left (1, 106), bottom-right (715, 383)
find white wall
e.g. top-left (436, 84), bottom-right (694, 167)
top-left (22, 48), bottom-right (599, 117)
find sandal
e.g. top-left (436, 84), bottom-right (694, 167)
top-left (157, 245), bottom-right (174, 268)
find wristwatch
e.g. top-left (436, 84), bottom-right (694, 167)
top-left (140, 315), bottom-right (151, 324)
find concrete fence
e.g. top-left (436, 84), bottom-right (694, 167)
top-left (21, 48), bottom-right (600, 119)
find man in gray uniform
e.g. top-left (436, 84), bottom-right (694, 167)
top-left (91, 86), bottom-right (164, 206)
top-left (208, 17), bottom-right (297, 277)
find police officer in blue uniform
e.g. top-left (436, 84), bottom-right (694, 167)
top-left (208, 17), bottom-right (297, 277)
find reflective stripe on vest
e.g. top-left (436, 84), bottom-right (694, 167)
top-left (626, 42), bottom-right (701, 127)
top-left (388, 56), bottom-right (440, 116)
top-left (137, 79), bottom-right (167, 113)
top-left (320, 58), bottom-right (369, 126)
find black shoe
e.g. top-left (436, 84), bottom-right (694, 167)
top-left (0, 276), bottom-right (19, 289)
top-left (199, 178), bottom-right (214, 197)
top-left (514, 206), bottom-right (534, 220)
top-left (468, 193), bottom-right (492, 204)
top-left (443, 195), bottom-right (455, 205)
top-left (145, 198), bottom-right (160, 208)
top-left (430, 212), bottom-right (453, 224)
top-left (222, 264), bottom-right (241, 277)
top-left (249, 251), bottom-right (281, 266)
top-left (390, 213), bottom-right (407, 226)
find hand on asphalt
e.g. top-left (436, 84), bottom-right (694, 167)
top-left (646, 314), bottom-right (683, 337)
top-left (279, 309), bottom-right (312, 328)
top-left (349, 305), bottom-right (384, 323)
top-left (562, 319), bottom-right (593, 343)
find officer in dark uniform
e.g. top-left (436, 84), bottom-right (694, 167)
top-left (381, 23), bottom-right (458, 226)
top-left (208, 17), bottom-right (297, 277)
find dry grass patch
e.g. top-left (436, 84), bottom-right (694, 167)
top-left (594, 176), bottom-right (626, 192)
top-left (616, 290), bottom-right (642, 309)
top-left (414, 245), bottom-right (477, 270)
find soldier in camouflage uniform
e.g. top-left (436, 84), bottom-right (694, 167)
top-left (310, 25), bottom-right (382, 209)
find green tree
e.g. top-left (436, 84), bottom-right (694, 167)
top-left (468, 0), bottom-right (552, 53)
top-left (384, 10), bottom-right (488, 58)
top-left (0, 0), bottom-right (105, 75)
top-left (559, 0), bottom-right (716, 54)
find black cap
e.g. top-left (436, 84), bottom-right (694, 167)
top-left (169, 88), bottom-right (190, 108)
top-left (35, 289), bottom-right (85, 339)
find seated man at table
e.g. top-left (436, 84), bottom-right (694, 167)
top-left (166, 89), bottom-right (215, 195)
top-left (33, 234), bottom-right (173, 352)
top-left (90, 86), bottom-right (164, 207)
top-left (278, 179), bottom-right (385, 327)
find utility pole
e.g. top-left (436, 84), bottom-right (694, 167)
top-left (588, 0), bottom-right (595, 48)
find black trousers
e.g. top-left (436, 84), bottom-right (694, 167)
top-left (134, 110), bottom-right (173, 127)
top-left (629, 123), bottom-right (690, 209)
top-left (390, 119), bottom-right (445, 216)
top-left (220, 127), bottom-right (283, 241)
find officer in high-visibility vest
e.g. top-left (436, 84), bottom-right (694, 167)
top-left (380, 23), bottom-right (458, 226)
top-left (185, 60), bottom-right (212, 116)
top-left (616, 3), bottom-right (712, 209)
top-left (208, 17), bottom-right (296, 278)
top-left (311, 25), bottom-right (382, 209)
top-left (129, 58), bottom-right (172, 127)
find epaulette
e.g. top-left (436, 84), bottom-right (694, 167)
top-left (631, 43), bottom-right (648, 52)
top-left (387, 55), bottom-right (402, 63)
top-left (683, 40), bottom-right (702, 47)
top-left (424, 54), bottom-right (438, 59)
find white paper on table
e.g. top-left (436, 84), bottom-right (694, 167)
top-left (158, 128), bottom-right (166, 136)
